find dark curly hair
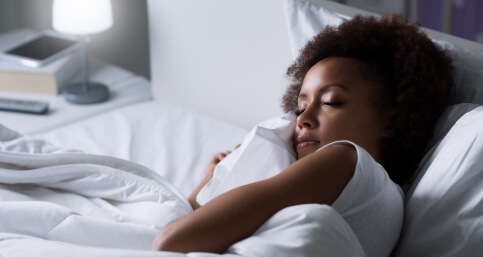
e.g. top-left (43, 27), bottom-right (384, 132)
top-left (281, 14), bottom-right (453, 188)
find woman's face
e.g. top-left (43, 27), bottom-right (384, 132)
top-left (293, 57), bottom-right (388, 160)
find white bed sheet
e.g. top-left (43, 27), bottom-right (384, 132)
top-left (35, 100), bottom-right (249, 197)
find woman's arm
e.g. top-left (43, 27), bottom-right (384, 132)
top-left (152, 143), bottom-right (357, 253)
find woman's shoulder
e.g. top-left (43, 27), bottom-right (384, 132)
top-left (316, 140), bottom-right (402, 199)
top-left (317, 140), bottom-right (367, 160)
top-left (317, 140), bottom-right (387, 176)
top-left (308, 142), bottom-right (358, 177)
top-left (314, 140), bottom-right (359, 161)
top-left (326, 141), bottom-right (403, 212)
top-left (276, 142), bottom-right (358, 205)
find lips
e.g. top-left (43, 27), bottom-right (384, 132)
top-left (296, 134), bottom-right (320, 149)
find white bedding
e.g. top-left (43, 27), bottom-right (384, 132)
top-left (34, 101), bottom-right (249, 197)
top-left (0, 101), bottom-right (366, 257)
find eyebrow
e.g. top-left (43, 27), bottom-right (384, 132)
top-left (298, 83), bottom-right (349, 100)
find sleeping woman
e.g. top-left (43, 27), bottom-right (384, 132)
top-left (152, 14), bottom-right (453, 257)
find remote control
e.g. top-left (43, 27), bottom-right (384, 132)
top-left (0, 97), bottom-right (49, 115)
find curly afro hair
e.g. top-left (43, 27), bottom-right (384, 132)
top-left (282, 14), bottom-right (453, 188)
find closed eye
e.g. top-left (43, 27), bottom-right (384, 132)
top-left (323, 101), bottom-right (343, 107)
top-left (295, 101), bottom-right (343, 116)
top-left (294, 108), bottom-right (305, 116)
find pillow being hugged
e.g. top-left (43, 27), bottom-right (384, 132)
top-left (197, 114), bottom-right (297, 206)
top-left (393, 104), bottom-right (483, 257)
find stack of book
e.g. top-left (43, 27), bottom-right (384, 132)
top-left (0, 29), bottom-right (80, 97)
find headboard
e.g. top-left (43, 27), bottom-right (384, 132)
top-left (147, 0), bottom-right (483, 129)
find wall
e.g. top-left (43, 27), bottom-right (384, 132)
top-left (418, 0), bottom-right (483, 43)
top-left (148, 0), bottom-right (293, 128)
top-left (0, 0), bottom-right (20, 32)
top-left (449, 0), bottom-right (482, 43)
top-left (0, 0), bottom-right (150, 79)
top-left (336, 0), bottom-right (483, 44)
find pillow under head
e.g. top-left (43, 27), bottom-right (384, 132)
top-left (394, 104), bottom-right (483, 257)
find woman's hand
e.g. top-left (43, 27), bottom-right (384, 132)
top-left (188, 145), bottom-right (240, 210)
top-left (204, 151), bottom-right (231, 178)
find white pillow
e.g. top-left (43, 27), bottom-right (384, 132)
top-left (283, 0), bottom-right (345, 58)
top-left (394, 104), bottom-right (483, 257)
top-left (196, 114), bottom-right (296, 205)
top-left (434, 39), bottom-right (483, 104)
top-left (283, 0), bottom-right (483, 105)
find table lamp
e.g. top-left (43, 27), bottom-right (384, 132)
top-left (52, 0), bottom-right (112, 104)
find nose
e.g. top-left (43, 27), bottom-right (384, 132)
top-left (296, 105), bottom-right (317, 129)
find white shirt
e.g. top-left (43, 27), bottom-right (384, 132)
top-left (327, 141), bottom-right (404, 257)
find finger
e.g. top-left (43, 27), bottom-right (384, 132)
top-left (214, 152), bottom-right (226, 161)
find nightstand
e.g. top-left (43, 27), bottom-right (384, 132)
top-left (0, 59), bottom-right (151, 135)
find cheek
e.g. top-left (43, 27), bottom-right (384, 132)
top-left (314, 118), bottom-right (344, 141)
top-left (320, 113), bottom-right (371, 137)
top-left (321, 114), bottom-right (352, 129)
top-left (349, 113), bottom-right (386, 138)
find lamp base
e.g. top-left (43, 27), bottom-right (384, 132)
top-left (64, 82), bottom-right (109, 104)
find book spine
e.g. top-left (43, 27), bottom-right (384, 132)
top-left (0, 71), bottom-right (57, 95)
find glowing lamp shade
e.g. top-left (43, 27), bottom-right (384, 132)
top-left (52, 0), bottom-right (113, 104)
top-left (53, 0), bottom-right (113, 35)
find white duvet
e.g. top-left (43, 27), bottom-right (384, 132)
top-left (0, 124), bottom-right (365, 257)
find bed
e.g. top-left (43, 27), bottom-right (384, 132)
top-left (1, 0), bottom-right (483, 256)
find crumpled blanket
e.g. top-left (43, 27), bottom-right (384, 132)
top-left (0, 124), bottom-right (365, 257)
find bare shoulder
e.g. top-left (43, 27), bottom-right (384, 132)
top-left (270, 142), bottom-right (357, 206)
top-left (288, 142), bottom-right (357, 178)
top-left (312, 143), bottom-right (358, 164)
